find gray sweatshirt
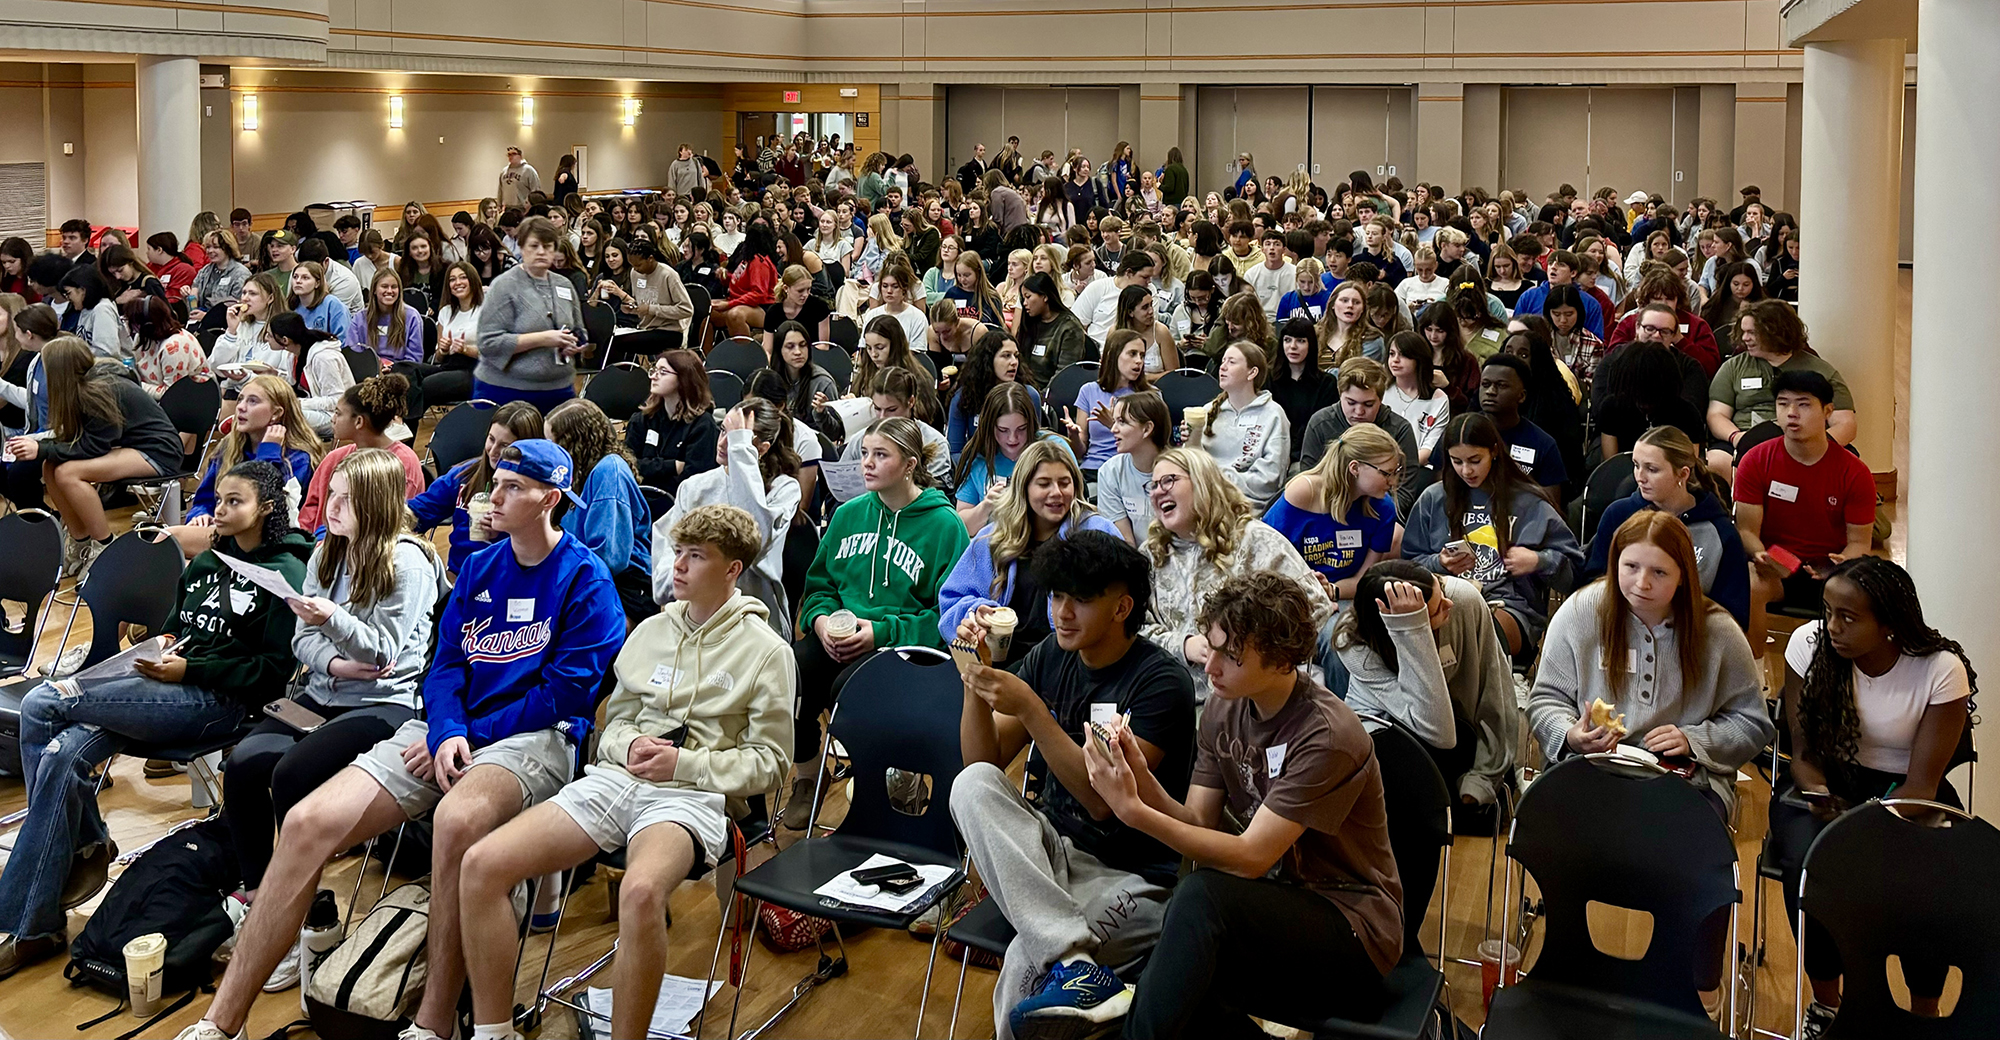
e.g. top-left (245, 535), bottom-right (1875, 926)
top-left (1199, 390), bottom-right (1290, 512)
top-left (289, 536), bottom-right (448, 709)
top-left (476, 264), bottom-right (586, 393)
top-left (1335, 574), bottom-right (1518, 804)
top-left (1527, 581), bottom-right (1774, 811)
top-left (1142, 520), bottom-right (1331, 702)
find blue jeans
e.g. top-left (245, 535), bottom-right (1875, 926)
top-left (1315, 614), bottom-right (1351, 699)
top-left (0, 676), bottom-right (243, 939)
top-left (471, 379), bottom-right (575, 412)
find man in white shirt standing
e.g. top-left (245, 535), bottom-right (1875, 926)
top-left (499, 146), bottom-right (541, 210)
top-left (1073, 252), bottom-right (1157, 344)
top-left (1243, 230), bottom-right (1296, 320)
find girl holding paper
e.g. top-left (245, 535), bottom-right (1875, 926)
top-left (0, 460), bottom-right (313, 979)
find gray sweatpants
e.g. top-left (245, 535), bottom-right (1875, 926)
top-left (948, 762), bottom-right (1170, 1040)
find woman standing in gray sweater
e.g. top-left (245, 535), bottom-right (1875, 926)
top-left (1527, 511), bottom-right (1773, 814)
top-left (475, 215), bottom-right (586, 409)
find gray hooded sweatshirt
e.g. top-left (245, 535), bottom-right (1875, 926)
top-left (290, 535), bottom-right (448, 709)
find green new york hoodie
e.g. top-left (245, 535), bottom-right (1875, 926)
top-left (798, 487), bottom-right (970, 650)
top-left (167, 528), bottom-right (316, 706)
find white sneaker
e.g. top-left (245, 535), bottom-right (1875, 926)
top-left (71, 537), bottom-right (107, 583)
top-left (172, 1022), bottom-right (244, 1040)
top-left (40, 645), bottom-right (87, 679)
top-left (395, 1024), bottom-right (450, 1040)
top-left (262, 932), bottom-right (303, 992)
top-left (58, 532), bottom-right (84, 579)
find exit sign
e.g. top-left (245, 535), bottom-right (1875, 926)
top-left (783, 90), bottom-right (800, 103)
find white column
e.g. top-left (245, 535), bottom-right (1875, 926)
top-left (1908, 0), bottom-right (2000, 821)
top-left (1796, 38), bottom-right (1904, 471)
top-left (135, 56), bottom-right (201, 238)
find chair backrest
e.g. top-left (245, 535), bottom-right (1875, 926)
top-left (911, 350), bottom-right (939, 380)
top-left (640, 485), bottom-right (675, 524)
top-left (1505, 755), bottom-right (1740, 1016)
top-left (158, 377), bottom-right (222, 471)
top-left (580, 363), bottom-right (652, 420)
top-left (1802, 800), bottom-right (2000, 1037)
top-left (781, 520), bottom-right (820, 623)
top-left (829, 312), bottom-right (860, 353)
top-left (708, 369), bottom-right (745, 411)
top-left (708, 338), bottom-right (768, 382)
top-left (1180, 350), bottom-right (1212, 374)
top-left (1154, 369), bottom-right (1222, 426)
top-left (811, 343), bottom-right (852, 389)
top-left (1045, 362), bottom-right (1097, 418)
top-left (80, 532), bottom-right (186, 668)
top-left (401, 287), bottom-right (430, 316)
top-left (683, 282), bottom-right (711, 349)
top-left (422, 316), bottom-right (438, 354)
top-left (825, 647), bottom-right (966, 858)
top-left (343, 346), bottom-right (384, 384)
top-left (1580, 451), bottom-right (1637, 546)
top-left (0, 510), bottom-right (63, 664)
top-left (1367, 720), bottom-right (1453, 959)
top-left (583, 299), bottom-right (617, 351)
top-left (428, 400), bottom-right (497, 474)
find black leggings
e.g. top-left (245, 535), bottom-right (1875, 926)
top-left (222, 698), bottom-right (416, 891)
top-left (1124, 869), bottom-right (1386, 1040)
top-left (1770, 772), bottom-right (1959, 994)
top-left (791, 633), bottom-right (868, 764)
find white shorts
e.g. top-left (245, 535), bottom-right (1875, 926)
top-left (546, 765), bottom-right (728, 871)
top-left (351, 719), bottom-right (572, 819)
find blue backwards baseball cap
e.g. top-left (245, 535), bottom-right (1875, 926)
top-left (496, 438), bottom-right (587, 507)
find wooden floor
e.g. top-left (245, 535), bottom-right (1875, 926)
top-left (0, 274), bottom-right (1919, 1039)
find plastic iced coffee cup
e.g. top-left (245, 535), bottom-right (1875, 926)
top-left (984, 606), bottom-right (1018, 661)
top-left (467, 492), bottom-right (493, 541)
top-left (1478, 939), bottom-right (1521, 1008)
top-left (827, 609), bottom-right (859, 640)
top-left (124, 933), bottom-right (167, 1018)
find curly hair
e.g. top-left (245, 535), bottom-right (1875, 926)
top-left (1143, 447), bottom-right (1253, 568)
top-left (341, 372), bottom-right (410, 433)
top-left (1198, 571), bottom-right (1319, 672)
top-left (671, 503), bottom-right (764, 567)
top-left (223, 459), bottom-right (296, 547)
top-left (546, 398), bottom-right (635, 484)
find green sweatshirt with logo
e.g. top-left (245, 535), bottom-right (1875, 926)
top-left (797, 487), bottom-right (969, 649)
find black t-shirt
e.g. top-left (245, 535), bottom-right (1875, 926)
top-left (1592, 394), bottom-right (1708, 455)
top-left (1003, 536), bottom-right (1053, 663)
top-left (765, 294), bottom-right (831, 339)
top-left (1015, 634), bottom-right (1197, 886)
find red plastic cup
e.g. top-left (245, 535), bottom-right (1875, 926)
top-left (1479, 939), bottom-right (1522, 1008)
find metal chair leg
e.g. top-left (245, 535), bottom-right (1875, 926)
top-left (345, 835), bottom-right (380, 932)
top-left (946, 947), bottom-right (971, 1040)
top-left (913, 922), bottom-right (946, 1038)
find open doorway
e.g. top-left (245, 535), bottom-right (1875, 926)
top-left (736, 112), bottom-right (856, 156)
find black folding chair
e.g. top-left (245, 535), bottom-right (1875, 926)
top-left (1153, 368), bottom-right (1222, 427)
top-left (812, 342), bottom-right (853, 390)
top-left (1574, 451), bottom-right (1636, 550)
top-left (580, 300), bottom-right (618, 373)
top-left (710, 647), bottom-right (968, 1040)
top-left (580, 362), bottom-right (651, 421)
top-left (708, 338), bottom-right (768, 382)
top-left (1795, 799), bottom-right (2000, 1039)
top-left (343, 346), bottom-right (384, 384)
top-left (1044, 361), bottom-right (1097, 425)
top-left (639, 485), bottom-right (674, 525)
top-left (401, 286), bottom-right (432, 317)
top-left (425, 399), bottom-right (499, 474)
top-left (829, 312), bottom-right (861, 353)
top-left (102, 376), bottom-right (221, 525)
top-left (912, 350), bottom-right (939, 381)
top-left (707, 370), bottom-right (745, 411)
top-left (1481, 755), bottom-right (1737, 1039)
top-left (684, 282), bottom-right (712, 351)
top-left (780, 519), bottom-right (819, 624)
top-left (0, 510), bottom-right (63, 681)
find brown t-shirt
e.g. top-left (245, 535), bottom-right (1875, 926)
top-left (1191, 677), bottom-right (1404, 974)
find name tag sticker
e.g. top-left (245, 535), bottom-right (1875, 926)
top-left (1627, 648), bottom-right (1640, 672)
top-left (1510, 444), bottom-right (1536, 464)
top-left (1437, 643), bottom-right (1458, 670)
top-left (554, 284), bottom-right (574, 301)
top-left (650, 663), bottom-right (679, 687)
top-left (1740, 376), bottom-right (1763, 390)
top-left (1335, 529), bottom-right (1364, 550)
top-left (507, 598), bottom-right (535, 622)
top-left (1769, 481), bottom-right (1800, 503)
top-left (645, 429), bottom-right (660, 446)
top-left (1090, 702), bottom-right (1120, 726)
top-left (1033, 342), bottom-right (1049, 357)
top-left (1266, 743), bottom-right (1288, 778)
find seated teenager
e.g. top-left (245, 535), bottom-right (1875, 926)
top-left (1332, 561), bottom-right (1517, 806)
top-left (223, 449), bottom-right (446, 986)
top-left (1383, 331), bottom-right (1451, 466)
top-left (1193, 341), bottom-right (1288, 511)
top-left (946, 328), bottom-right (1043, 457)
top-left (1475, 354), bottom-right (1568, 499)
top-left (1266, 424), bottom-right (1402, 605)
top-left (789, 417), bottom-right (969, 825)
top-left (1604, 266), bottom-right (1722, 376)
top-left (1404, 413), bottom-right (1582, 659)
top-left (174, 440), bottom-right (623, 1040)
top-left (267, 311), bottom-right (353, 436)
top-left (1705, 299), bottom-right (1856, 480)
top-left (1586, 426), bottom-right (1750, 628)
top-left (1065, 329), bottom-right (1151, 477)
top-left (940, 439), bottom-right (1119, 669)
top-left (1266, 317), bottom-right (1335, 462)
top-left (1086, 572), bottom-right (1403, 1038)
top-left (1774, 557), bottom-right (1974, 1033)
top-left (625, 348), bottom-right (719, 495)
top-left (1416, 301), bottom-right (1481, 415)
top-left (1298, 356), bottom-right (1420, 475)
top-left (460, 504), bottom-right (794, 1040)
top-left (548, 398), bottom-right (656, 627)
top-left (297, 373), bottom-right (427, 531)
top-left (1013, 271), bottom-right (1087, 386)
top-left (653, 396), bottom-right (802, 636)
top-left (951, 531), bottom-right (1195, 1040)
top-left (168, 374), bottom-right (324, 559)
top-left (1498, 317), bottom-right (1584, 483)
top-left (850, 314), bottom-right (943, 426)
top-left (0, 462), bottom-right (311, 978)
top-left (1095, 390), bottom-right (1170, 545)
top-left (836, 367), bottom-right (953, 488)
top-left (3, 337), bottom-right (184, 581)
top-left (1733, 370), bottom-right (1875, 660)
top-left (956, 382), bottom-right (1074, 532)
top-left (408, 399), bottom-right (542, 579)
top-left (1592, 341), bottom-right (1708, 459)
top-left (749, 319), bottom-right (840, 437)
top-left (1142, 447), bottom-right (1331, 701)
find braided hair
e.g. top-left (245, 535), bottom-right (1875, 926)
top-left (225, 459), bottom-right (297, 548)
top-left (1798, 556), bottom-right (1978, 783)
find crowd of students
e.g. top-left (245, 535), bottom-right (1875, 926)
top-left (0, 136), bottom-right (1970, 1040)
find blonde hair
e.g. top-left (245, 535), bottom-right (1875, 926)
top-left (984, 439), bottom-right (1092, 597)
top-left (1301, 424), bottom-right (1401, 520)
top-left (317, 447), bottom-right (430, 610)
top-left (671, 503), bottom-right (764, 566)
top-left (213, 374), bottom-right (325, 477)
top-left (862, 416), bottom-right (939, 489)
top-left (867, 212), bottom-right (903, 253)
top-left (1144, 447), bottom-right (1253, 567)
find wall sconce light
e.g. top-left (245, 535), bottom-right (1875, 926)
top-left (389, 95), bottom-right (405, 129)
top-left (520, 95), bottom-right (535, 127)
top-left (622, 97), bottom-right (641, 127)
top-left (241, 93), bottom-right (259, 131)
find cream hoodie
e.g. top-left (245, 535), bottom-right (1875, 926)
top-left (597, 590), bottom-right (795, 817)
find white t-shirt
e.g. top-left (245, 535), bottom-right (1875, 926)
top-left (1395, 273), bottom-right (1448, 315)
top-left (1785, 622), bottom-right (1970, 774)
top-left (1243, 260), bottom-right (1296, 319)
top-left (860, 304), bottom-right (931, 355)
top-left (1073, 276), bottom-right (1124, 342)
top-left (1095, 451), bottom-right (1156, 540)
top-left (1384, 384), bottom-right (1452, 457)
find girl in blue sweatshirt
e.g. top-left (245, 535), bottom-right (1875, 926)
top-left (547, 398), bottom-right (654, 627)
top-left (408, 399), bottom-right (543, 577)
top-left (169, 374), bottom-right (322, 560)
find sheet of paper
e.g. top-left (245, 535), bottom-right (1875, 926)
top-left (824, 396), bottom-right (877, 440)
top-left (579, 974), bottom-right (724, 1038)
top-left (818, 459), bottom-right (868, 504)
top-left (218, 551), bottom-right (305, 602)
top-left (812, 853), bottom-right (957, 913)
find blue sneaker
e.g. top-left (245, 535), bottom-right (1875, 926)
top-left (1008, 958), bottom-right (1132, 1040)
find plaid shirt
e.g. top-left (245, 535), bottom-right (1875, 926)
top-left (1558, 327), bottom-right (1607, 383)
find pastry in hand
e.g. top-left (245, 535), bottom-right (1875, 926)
top-left (1587, 698), bottom-right (1629, 740)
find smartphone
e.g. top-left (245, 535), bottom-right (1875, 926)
top-left (264, 699), bottom-right (328, 734)
top-left (1798, 788), bottom-right (1834, 809)
top-left (850, 863), bottom-right (921, 887)
top-left (1443, 539), bottom-right (1475, 557)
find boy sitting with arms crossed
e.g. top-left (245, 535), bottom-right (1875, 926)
top-left (458, 504), bottom-right (795, 1040)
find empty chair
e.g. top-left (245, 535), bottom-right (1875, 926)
top-left (707, 369), bottom-right (745, 411)
top-left (812, 342), bottom-right (853, 390)
top-left (1044, 361), bottom-right (1097, 423)
top-left (707, 337), bottom-right (768, 382)
top-left (579, 362), bottom-right (651, 420)
top-left (342, 345), bottom-right (384, 384)
top-left (425, 399), bottom-right (498, 474)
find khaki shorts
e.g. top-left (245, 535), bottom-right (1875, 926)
top-left (352, 718), bottom-right (572, 819)
top-left (546, 765), bottom-right (727, 871)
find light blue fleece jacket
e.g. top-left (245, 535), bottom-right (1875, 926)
top-left (562, 453), bottom-right (652, 579)
top-left (937, 513), bottom-right (1119, 642)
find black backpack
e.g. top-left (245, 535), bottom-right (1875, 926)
top-left (66, 815), bottom-right (239, 1032)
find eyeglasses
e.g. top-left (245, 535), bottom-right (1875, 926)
top-left (1358, 459), bottom-right (1402, 484)
top-left (1638, 323), bottom-right (1677, 334)
top-left (1144, 473), bottom-right (1183, 493)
